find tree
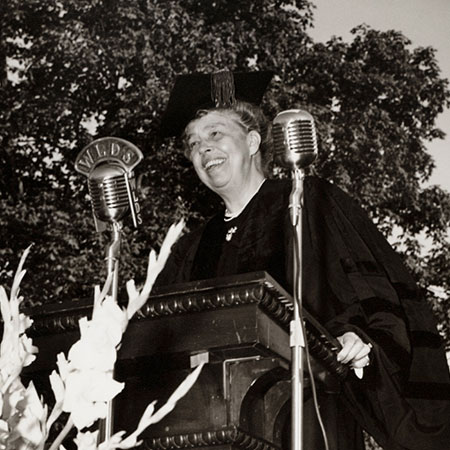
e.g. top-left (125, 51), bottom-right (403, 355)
top-left (0, 0), bottom-right (449, 349)
top-left (296, 26), bottom-right (450, 339)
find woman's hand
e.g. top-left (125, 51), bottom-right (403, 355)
top-left (337, 331), bottom-right (372, 369)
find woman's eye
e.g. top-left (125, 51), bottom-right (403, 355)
top-left (210, 130), bottom-right (223, 139)
top-left (189, 141), bottom-right (200, 151)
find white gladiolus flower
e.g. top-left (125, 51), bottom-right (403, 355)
top-left (49, 371), bottom-right (65, 406)
top-left (47, 371), bottom-right (64, 432)
top-left (92, 296), bottom-right (128, 338)
top-left (62, 369), bottom-right (124, 429)
top-left (0, 247), bottom-right (48, 450)
top-left (56, 353), bottom-right (70, 380)
top-left (13, 382), bottom-right (47, 448)
top-left (68, 326), bottom-right (117, 372)
top-left (0, 284), bottom-right (37, 392)
top-left (126, 219), bottom-right (185, 320)
top-left (1, 222), bottom-right (206, 450)
top-left (74, 430), bottom-right (100, 450)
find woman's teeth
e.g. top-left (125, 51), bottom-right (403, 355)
top-left (205, 158), bottom-right (226, 170)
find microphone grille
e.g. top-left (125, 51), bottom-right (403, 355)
top-left (273, 109), bottom-right (318, 169)
top-left (88, 165), bottom-right (131, 223)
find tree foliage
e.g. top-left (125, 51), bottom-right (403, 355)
top-left (0, 0), bottom-right (449, 349)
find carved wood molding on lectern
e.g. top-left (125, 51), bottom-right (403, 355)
top-left (26, 272), bottom-right (347, 380)
top-left (142, 427), bottom-right (279, 450)
top-left (138, 282), bottom-right (292, 327)
top-left (27, 272), bottom-right (293, 337)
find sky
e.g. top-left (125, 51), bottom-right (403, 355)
top-left (307, 0), bottom-right (450, 192)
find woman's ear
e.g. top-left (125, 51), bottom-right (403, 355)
top-left (247, 130), bottom-right (262, 156)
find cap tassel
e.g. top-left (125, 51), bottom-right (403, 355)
top-left (211, 71), bottom-right (236, 108)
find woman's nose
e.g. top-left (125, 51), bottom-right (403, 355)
top-left (198, 142), bottom-right (212, 154)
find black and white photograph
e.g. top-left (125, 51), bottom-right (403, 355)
top-left (0, 1), bottom-right (449, 449)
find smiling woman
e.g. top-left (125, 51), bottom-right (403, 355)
top-left (183, 108), bottom-right (264, 212)
top-left (153, 69), bottom-right (450, 450)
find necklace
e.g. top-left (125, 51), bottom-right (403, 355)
top-left (223, 179), bottom-right (266, 242)
top-left (224, 179), bottom-right (266, 222)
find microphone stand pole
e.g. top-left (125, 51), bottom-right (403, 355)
top-left (99, 220), bottom-right (122, 442)
top-left (106, 221), bottom-right (122, 303)
top-left (290, 167), bottom-right (306, 450)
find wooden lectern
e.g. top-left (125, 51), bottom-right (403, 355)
top-left (25, 272), bottom-right (347, 450)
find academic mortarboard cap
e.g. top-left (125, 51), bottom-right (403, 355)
top-left (160, 70), bottom-right (273, 137)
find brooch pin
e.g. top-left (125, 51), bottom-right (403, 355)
top-left (225, 226), bottom-right (238, 241)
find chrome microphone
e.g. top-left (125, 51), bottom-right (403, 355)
top-left (272, 109), bottom-right (318, 170)
top-left (75, 137), bottom-right (143, 232)
top-left (88, 164), bottom-right (133, 224)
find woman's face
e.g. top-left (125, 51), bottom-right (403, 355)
top-left (184, 110), bottom-right (260, 195)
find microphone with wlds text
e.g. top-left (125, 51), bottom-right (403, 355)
top-left (74, 137), bottom-right (144, 441)
top-left (75, 137), bottom-right (143, 232)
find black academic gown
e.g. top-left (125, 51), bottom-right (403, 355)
top-left (155, 177), bottom-right (450, 450)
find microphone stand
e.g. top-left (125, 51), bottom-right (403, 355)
top-left (74, 137), bottom-right (144, 445)
top-left (99, 220), bottom-right (122, 442)
top-left (106, 221), bottom-right (122, 303)
top-left (272, 108), bottom-right (318, 450)
top-left (290, 167), bottom-right (306, 450)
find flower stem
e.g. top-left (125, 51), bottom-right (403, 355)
top-left (48, 416), bottom-right (74, 450)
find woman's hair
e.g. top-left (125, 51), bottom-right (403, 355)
top-left (182, 100), bottom-right (273, 175)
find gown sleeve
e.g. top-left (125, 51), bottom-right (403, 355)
top-left (301, 177), bottom-right (450, 449)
